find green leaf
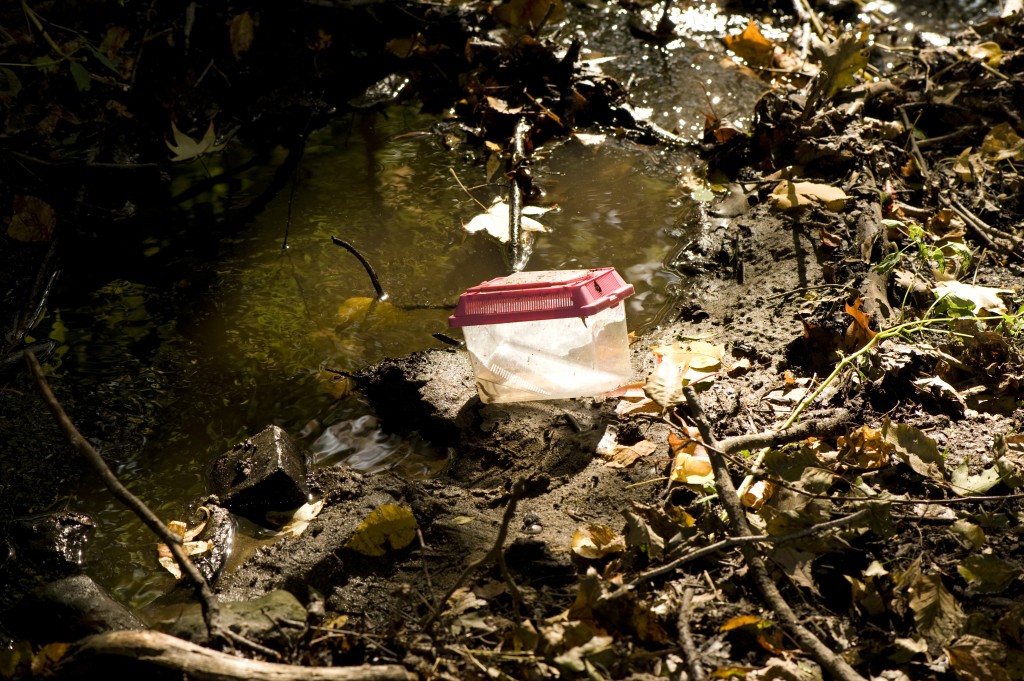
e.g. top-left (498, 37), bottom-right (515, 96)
top-left (69, 62), bottom-right (91, 91)
top-left (808, 32), bottom-right (870, 106)
top-left (950, 460), bottom-right (1002, 496)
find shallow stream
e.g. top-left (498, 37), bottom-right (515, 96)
top-left (14, 0), bottom-right (994, 612)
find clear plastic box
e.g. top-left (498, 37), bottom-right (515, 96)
top-left (449, 268), bottom-right (635, 403)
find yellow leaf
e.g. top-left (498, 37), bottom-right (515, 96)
top-left (770, 181), bottom-right (849, 211)
top-left (229, 11), bottom-right (255, 59)
top-left (571, 523), bottom-right (627, 559)
top-left (347, 504), bottom-right (418, 556)
top-left (453, 515), bottom-right (475, 525)
top-left (720, 614), bottom-right (766, 631)
top-left (966, 42), bottom-right (1002, 68)
top-left (723, 20), bottom-right (775, 68)
top-left (166, 121), bottom-right (225, 162)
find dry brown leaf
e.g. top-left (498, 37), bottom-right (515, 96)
top-left (602, 440), bottom-right (658, 468)
top-left (6, 195), bottom-right (56, 242)
top-left (571, 523), bottom-right (627, 559)
top-left (741, 479), bottom-right (775, 510)
top-left (229, 11), bottom-right (255, 59)
top-left (844, 296), bottom-right (877, 349)
top-left (770, 181), bottom-right (849, 211)
top-left (838, 425), bottom-right (892, 469)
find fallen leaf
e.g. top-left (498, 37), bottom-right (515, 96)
top-left (571, 523), bottom-right (626, 559)
top-left (492, 0), bottom-right (566, 27)
top-left (844, 296), bottom-right (877, 349)
top-left (946, 635), bottom-right (1013, 681)
top-left (6, 195), bottom-right (56, 242)
top-left (770, 181), bottom-right (849, 211)
top-left (720, 614), bottom-right (765, 632)
top-left (669, 428), bottom-right (714, 486)
top-left (950, 460), bottom-right (1002, 496)
top-left (463, 199), bottom-right (551, 243)
top-left (267, 499), bottom-right (324, 537)
top-left (956, 554), bottom-right (1021, 594)
top-left (909, 572), bottom-right (964, 650)
top-left (229, 11), bottom-right (255, 59)
top-left (966, 42), bottom-right (1003, 68)
top-left (723, 20), bottom-right (775, 68)
top-left (347, 504), bottom-right (418, 556)
top-left (808, 32), bottom-right (871, 105)
top-left (882, 419), bottom-right (946, 480)
top-left (741, 479), bottom-right (775, 510)
top-left (980, 122), bottom-right (1024, 162)
top-left (932, 280), bottom-right (1012, 316)
top-left (602, 439), bottom-right (658, 468)
top-left (837, 424), bottom-right (892, 469)
top-left (166, 121), bottom-right (225, 162)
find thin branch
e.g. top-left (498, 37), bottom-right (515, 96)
top-left (676, 588), bottom-right (706, 681)
top-left (24, 351), bottom-right (222, 639)
top-left (684, 386), bottom-right (868, 681)
top-left (331, 236), bottom-right (388, 301)
top-left (421, 479), bottom-right (527, 631)
top-left (507, 117), bottom-right (532, 272)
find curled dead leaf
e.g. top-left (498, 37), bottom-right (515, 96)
top-left (571, 523), bottom-right (627, 559)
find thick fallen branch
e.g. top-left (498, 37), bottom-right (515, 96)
top-left (684, 387), bottom-right (868, 681)
top-left (53, 630), bottom-right (414, 681)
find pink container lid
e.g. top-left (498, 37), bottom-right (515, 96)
top-left (449, 268), bottom-right (635, 328)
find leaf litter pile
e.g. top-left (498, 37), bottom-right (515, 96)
top-left (6, 1), bottom-right (1024, 681)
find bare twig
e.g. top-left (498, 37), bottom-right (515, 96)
top-left (507, 117), bottom-right (532, 272)
top-left (421, 479), bottom-right (527, 631)
top-left (676, 588), bottom-right (706, 681)
top-left (24, 351), bottom-right (222, 640)
top-left (331, 236), bottom-right (388, 301)
top-left (683, 386), bottom-right (868, 681)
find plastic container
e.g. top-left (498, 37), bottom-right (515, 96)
top-left (449, 268), bottom-right (635, 403)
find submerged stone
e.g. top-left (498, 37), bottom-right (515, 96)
top-left (208, 425), bottom-right (310, 526)
top-left (8, 574), bottom-right (145, 642)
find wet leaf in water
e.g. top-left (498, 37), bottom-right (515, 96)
top-left (6, 195), bottom-right (56, 242)
top-left (347, 504), bottom-right (418, 556)
top-left (463, 198), bottom-right (551, 243)
top-left (723, 20), bottom-right (775, 68)
top-left (166, 121), bottom-right (225, 162)
top-left (267, 499), bottom-right (324, 538)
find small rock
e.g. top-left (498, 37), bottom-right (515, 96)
top-left (208, 425), bottom-right (310, 525)
top-left (151, 589), bottom-right (307, 647)
top-left (8, 574), bottom-right (145, 642)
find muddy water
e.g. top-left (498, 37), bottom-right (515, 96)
top-left (38, 113), bottom-right (701, 608)
top-left (20, 1), bottom-right (985, 611)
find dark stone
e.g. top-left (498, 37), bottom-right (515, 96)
top-left (149, 589), bottom-right (307, 648)
top-left (208, 425), bottom-right (310, 525)
top-left (7, 574), bottom-right (145, 642)
top-left (5, 511), bottom-right (94, 576)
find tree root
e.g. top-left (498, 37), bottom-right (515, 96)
top-left (52, 630), bottom-right (415, 681)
